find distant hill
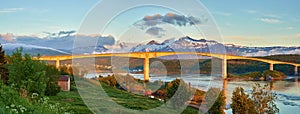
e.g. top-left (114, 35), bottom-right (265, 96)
top-left (257, 54), bottom-right (300, 64)
top-left (125, 54), bottom-right (299, 76)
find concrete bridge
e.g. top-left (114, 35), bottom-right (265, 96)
top-left (37, 52), bottom-right (300, 81)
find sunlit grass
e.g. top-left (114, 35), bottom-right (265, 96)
top-left (51, 77), bottom-right (199, 114)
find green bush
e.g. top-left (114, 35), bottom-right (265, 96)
top-left (231, 87), bottom-right (255, 114)
top-left (45, 66), bottom-right (61, 96)
top-left (6, 48), bottom-right (61, 96)
top-left (205, 88), bottom-right (226, 114)
top-left (45, 82), bottom-right (61, 96)
top-left (6, 48), bottom-right (49, 96)
top-left (0, 82), bottom-right (68, 113)
top-left (252, 83), bottom-right (279, 114)
top-left (0, 81), bottom-right (30, 113)
top-left (166, 79), bottom-right (192, 109)
top-left (262, 70), bottom-right (286, 78)
top-left (231, 83), bottom-right (279, 114)
top-left (0, 44), bottom-right (8, 85)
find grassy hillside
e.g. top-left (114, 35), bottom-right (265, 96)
top-left (73, 77), bottom-right (200, 114)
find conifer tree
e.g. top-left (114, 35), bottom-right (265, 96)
top-left (0, 44), bottom-right (9, 84)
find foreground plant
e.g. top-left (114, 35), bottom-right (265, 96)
top-left (231, 83), bottom-right (279, 114)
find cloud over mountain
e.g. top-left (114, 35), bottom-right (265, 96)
top-left (145, 27), bottom-right (166, 38)
top-left (134, 13), bottom-right (205, 38)
top-left (0, 31), bottom-right (116, 54)
top-left (43, 30), bottom-right (76, 38)
top-left (0, 33), bottom-right (15, 43)
top-left (135, 13), bottom-right (203, 28)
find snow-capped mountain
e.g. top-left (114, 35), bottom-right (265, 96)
top-left (1, 33), bottom-right (299, 57)
top-left (130, 36), bottom-right (300, 56)
top-left (131, 36), bottom-right (226, 53)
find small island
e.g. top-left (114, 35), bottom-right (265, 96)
top-left (227, 70), bottom-right (287, 81)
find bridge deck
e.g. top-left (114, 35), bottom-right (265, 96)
top-left (37, 52), bottom-right (300, 67)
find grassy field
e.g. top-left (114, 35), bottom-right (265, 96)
top-left (48, 86), bottom-right (93, 114)
top-left (48, 78), bottom-right (199, 114)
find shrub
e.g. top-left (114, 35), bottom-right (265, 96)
top-left (45, 66), bottom-right (61, 96)
top-left (231, 87), bottom-right (255, 114)
top-left (252, 83), bottom-right (279, 114)
top-left (7, 49), bottom-right (49, 96)
top-left (231, 83), bottom-right (279, 114)
top-left (6, 48), bottom-right (61, 96)
top-left (0, 44), bottom-right (8, 85)
top-left (0, 83), bottom-right (68, 113)
top-left (166, 79), bottom-right (192, 109)
top-left (205, 88), bottom-right (226, 114)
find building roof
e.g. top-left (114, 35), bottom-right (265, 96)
top-left (59, 75), bottom-right (69, 81)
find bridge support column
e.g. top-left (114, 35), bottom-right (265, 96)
top-left (223, 79), bottom-right (228, 104)
top-left (56, 59), bottom-right (60, 69)
top-left (270, 63), bottom-right (274, 70)
top-left (222, 57), bottom-right (227, 79)
top-left (295, 66), bottom-right (298, 76)
top-left (144, 57), bottom-right (150, 81)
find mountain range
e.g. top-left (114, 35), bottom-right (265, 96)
top-left (1, 34), bottom-right (299, 57)
top-left (130, 36), bottom-right (300, 57)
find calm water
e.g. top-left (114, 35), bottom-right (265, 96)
top-left (86, 73), bottom-right (300, 114)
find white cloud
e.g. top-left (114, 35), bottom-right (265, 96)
top-left (0, 8), bottom-right (24, 13)
top-left (256, 18), bottom-right (282, 24)
top-left (263, 14), bottom-right (281, 18)
top-left (245, 10), bottom-right (257, 14)
top-left (282, 27), bottom-right (295, 30)
top-left (212, 11), bottom-right (232, 16)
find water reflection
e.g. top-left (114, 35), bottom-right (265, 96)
top-left (222, 77), bottom-right (300, 114)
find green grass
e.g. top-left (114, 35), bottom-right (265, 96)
top-left (48, 86), bottom-right (93, 114)
top-left (57, 77), bottom-right (201, 114)
top-left (100, 82), bottom-right (200, 114)
top-left (101, 83), bottom-right (164, 110)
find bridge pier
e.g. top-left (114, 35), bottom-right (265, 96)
top-left (56, 59), bottom-right (60, 69)
top-left (269, 63), bottom-right (274, 71)
top-left (144, 57), bottom-right (150, 81)
top-left (223, 79), bottom-right (228, 104)
top-left (222, 57), bottom-right (227, 79)
top-left (295, 66), bottom-right (298, 76)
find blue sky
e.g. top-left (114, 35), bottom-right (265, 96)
top-left (0, 0), bottom-right (299, 47)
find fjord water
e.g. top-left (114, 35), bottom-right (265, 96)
top-left (89, 73), bottom-right (300, 113)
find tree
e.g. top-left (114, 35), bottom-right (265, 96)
top-left (231, 87), bottom-right (255, 114)
top-left (205, 88), bottom-right (226, 114)
top-left (45, 65), bottom-right (61, 96)
top-left (252, 83), bottom-right (279, 114)
top-left (0, 44), bottom-right (8, 84)
top-left (7, 48), bottom-right (49, 96)
top-left (5, 48), bottom-right (62, 97)
top-left (166, 79), bottom-right (192, 109)
top-left (231, 83), bottom-right (279, 114)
